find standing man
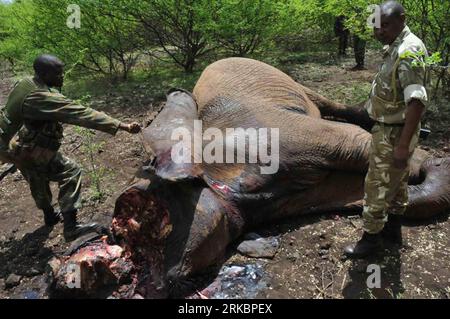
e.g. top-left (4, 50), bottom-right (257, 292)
top-left (352, 34), bottom-right (367, 70)
top-left (0, 54), bottom-right (141, 242)
top-left (344, 1), bottom-right (429, 257)
top-left (335, 15), bottom-right (350, 57)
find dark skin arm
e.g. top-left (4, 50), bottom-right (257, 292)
top-left (393, 98), bottom-right (425, 169)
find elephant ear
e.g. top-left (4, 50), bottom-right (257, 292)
top-left (140, 89), bottom-right (203, 182)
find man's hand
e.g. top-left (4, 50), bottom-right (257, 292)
top-left (119, 122), bottom-right (142, 134)
top-left (393, 144), bottom-right (409, 169)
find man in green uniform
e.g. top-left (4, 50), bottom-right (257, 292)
top-left (344, 1), bottom-right (429, 258)
top-left (0, 54), bottom-right (141, 242)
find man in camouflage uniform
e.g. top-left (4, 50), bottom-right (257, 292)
top-left (0, 54), bottom-right (141, 242)
top-left (345, 1), bottom-right (429, 258)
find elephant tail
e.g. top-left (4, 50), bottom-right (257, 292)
top-left (302, 85), bottom-right (375, 131)
top-left (405, 157), bottom-right (450, 219)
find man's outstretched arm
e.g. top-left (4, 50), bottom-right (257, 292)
top-left (22, 90), bottom-right (141, 135)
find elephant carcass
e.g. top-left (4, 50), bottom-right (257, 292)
top-left (48, 58), bottom-right (450, 298)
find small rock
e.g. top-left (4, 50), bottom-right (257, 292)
top-left (5, 274), bottom-right (22, 289)
top-left (238, 235), bottom-right (280, 259)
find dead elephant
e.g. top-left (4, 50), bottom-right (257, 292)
top-left (48, 58), bottom-right (450, 299)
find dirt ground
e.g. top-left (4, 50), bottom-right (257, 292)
top-left (0, 53), bottom-right (449, 299)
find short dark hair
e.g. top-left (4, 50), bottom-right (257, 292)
top-left (380, 1), bottom-right (406, 19)
top-left (33, 54), bottom-right (64, 77)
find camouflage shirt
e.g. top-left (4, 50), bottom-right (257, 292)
top-left (365, 26), bottom-right (429, 124)
top-left (0, 77), bottom-right (121, 151)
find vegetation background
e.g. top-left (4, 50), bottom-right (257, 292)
top-left (0, 0), bottom-right (448, 93)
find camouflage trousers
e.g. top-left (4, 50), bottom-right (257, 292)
top-left (13, 144), bottom-right (82, 213)
top-left (362, 122), bottom-right (420, 234)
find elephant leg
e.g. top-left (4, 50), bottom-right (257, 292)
top-left (284, 158), bottom-right (450, 221)
top-left (268, 158), bottom-right (450, 222)
top-left (263, 171), bottom-right (366, 222)
top-left (308, 157), bottom-right (450, 220)
top-left (284, 121), bottom-right (449, 221)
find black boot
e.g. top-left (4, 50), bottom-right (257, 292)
top-left (43, 207), bottom-right (62, 227)
top-left (381, 214), bottom-right (402, 246)
top-left (62, 209), bottom-right (108, 242)
top-left (344, 232), bottom-right (383, 258)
